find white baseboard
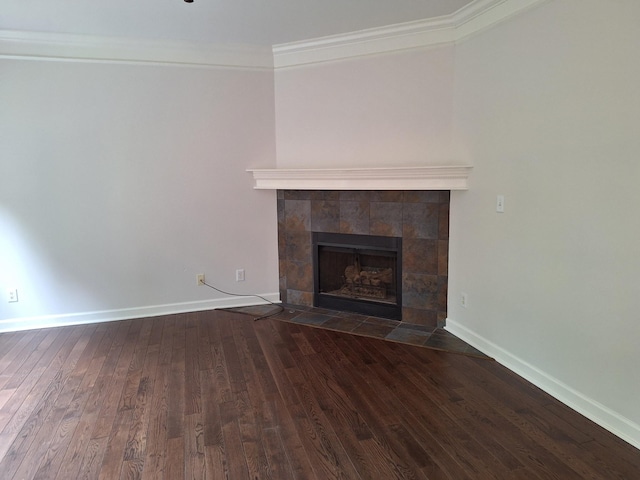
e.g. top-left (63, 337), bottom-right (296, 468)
top-left (0, 293), bottom-right (281, 333)
top-left (445, 318), bottom-right (640, 451)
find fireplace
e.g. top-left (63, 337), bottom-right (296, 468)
top-left (277, 190), bottom-right (450, 328)
top-left (313, 232), bottom-right (402, 319)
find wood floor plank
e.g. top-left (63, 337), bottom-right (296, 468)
top-left (165, 436), bottom-right (184, 480)
top-left (218, 319), bottom-right (248, 395)
top-left (269, 393), bottom-right (317, 479)
top-left (90, 320), bottom-right (137, 439)
top-left (96, 320), bottom-right (150, 480)
top-left (256, 320), bottom-right (340, 479)
top-left (207, 317), bottom-right (232, 404)
top-left (140, 316), bottom-right (173, 480)
top-left (119, 343), bottom-right (161, 480)
top-left (230, 325), bottom-right (275, 479)
top-left (223, 321), bottom-right (272, 480)
top-left (96, 408), bottom-right (134, 480)
top-left (311, 328), bottom-right (457, 479)
top-left (0, 330), bottom-right (21, 361)
top-left (421, 350), bottom-right (585, 480)
top-left (0, 311), bottom-right (638, 480)
top-left (184, 324), bottom-right (202, 415)
top-left (443, 353), bottom-right (626, 480)
top-left (237, 320), bottom-right (313, 477)
top-left (372, 338), bottom-right (529, 476)
top-left (200, 369), bottom-right (226, 478)
top-left (366, 347), bottom-right (513, 479)
top-left (0, 327), bottom-right (77, 465)
top-left (291, 348), bottom-right (384, 479)
top-left (166, 316), bottom-right (186, 440)
top-left (34, 324), bottom-right (109, 480)
top-left (56, 322), bottom-right (131, 479)
top-left (117, 318), bottom-right (154, 416)
top-left (322, 330), bottom-right (475, 479)
top-left (219, 400), bottom-right (250, 479)
top-left (0, 388), bottom-right (16, 412)
top-left (0, 330), bottom-right (58, 427)
top-left (9, 325), bottom-right (97, 480)
top-left (0, 330), bottom-right (44, 384)
top-left (249, 320), bottom-right (317, 479)
top-left (76, 435), bottom-right (109, 480)
top-left (262, 426), bottom-right (295, 480)
top-left (196, 313), bottom-right (215, 372)
top-left (184, 413), bottom-right (206, 480)
top-left (54, 320), bottom-right (132, 480)
top-left (285, 352), bottom-right (363, 477)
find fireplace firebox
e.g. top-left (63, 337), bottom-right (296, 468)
top-left (313, 232), bottom-right (402, 319)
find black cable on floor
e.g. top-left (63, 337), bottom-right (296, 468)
top-left (201, 281), bottom-right (284, 321)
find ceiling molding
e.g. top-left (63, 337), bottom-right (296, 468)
top-left (0, 30), bottom-right (274, 70)
top-left (273, 0), bottom-right (549, 68)
top-left (0, 0), bottom-right (548, 70)
top-left (452, 0), bottom-right (550, 41)
top-left (272, 18), bottom-right (455, 69)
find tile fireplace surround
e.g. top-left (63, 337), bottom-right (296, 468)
top-left (277, 190), bottom-right (450, 328)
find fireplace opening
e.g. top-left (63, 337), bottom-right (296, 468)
top-left (313, 232), bottom-right (402, 320)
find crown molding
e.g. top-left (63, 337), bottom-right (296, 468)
top-left (273, 0), bottom-right (549, 68)
top-left (247, 166), bottom-right (472, 191)
top-left (1, 0), bottom-right (548, 69)
top-left (272, 18), bottom-right (455, 69)
top-left (452, 0), bottom-right (550, 41)
top-left (0, 30), bottom-right (274, 70)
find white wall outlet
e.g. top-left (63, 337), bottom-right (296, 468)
top-left (197, 274), bottom-right (205, 286)
top-left (236, 269), bottom-right (245, 282)
top-left (461, 292), bottom-right (468, 308)
top-left (496, 194), bottom-right (505, 213)
top-left (8, 288), bottom-right (18, 303)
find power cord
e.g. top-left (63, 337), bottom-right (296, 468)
top-left (201, 280), bottom-right (284, 321)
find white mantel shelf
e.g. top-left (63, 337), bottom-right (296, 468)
top-left (247, 166), bottom-right (472, 191)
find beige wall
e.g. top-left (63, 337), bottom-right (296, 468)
top-left (275, 45), bottom-right (455, 168)
top-left (0, 58), bottom-right (279, 327)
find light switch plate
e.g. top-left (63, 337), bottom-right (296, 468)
top-left (8, 288), bottom-right (18, 303)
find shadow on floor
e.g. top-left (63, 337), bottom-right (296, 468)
top-left (225, 304), bottom-right (490, 359)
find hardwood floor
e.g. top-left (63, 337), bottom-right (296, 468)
top-left (0, 310), bottom-right (638, 479)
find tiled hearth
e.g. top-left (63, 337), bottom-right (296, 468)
top-left (277, 190), bottom-right (450, 329)
top-left (227, 304), bottom-right (489, 358)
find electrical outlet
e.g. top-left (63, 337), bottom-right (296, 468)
top-left (461, 292), bottom-right (468, 308)
top-left (496, 194), bottom-right (505, 213)
top-left (196, 274), bottom-right (205, 286)
top-left (236, 269), bottom-right (245, 282)
top-left (8, 288), bottom-right (18, 303)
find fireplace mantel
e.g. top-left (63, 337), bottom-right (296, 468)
top-left (247, 165), bottom-right (471, 191)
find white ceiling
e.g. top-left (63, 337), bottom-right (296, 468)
top-left (1, 0), bottom-right (475, 46)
